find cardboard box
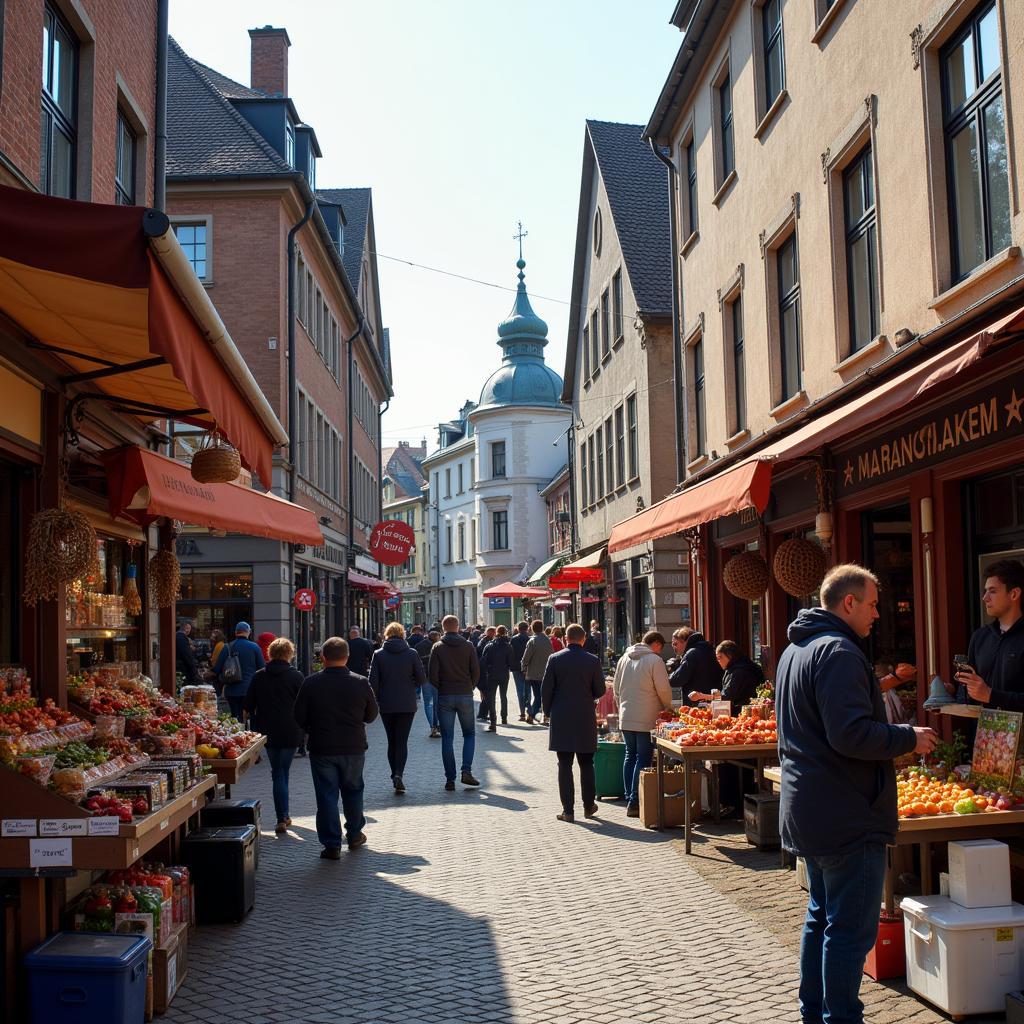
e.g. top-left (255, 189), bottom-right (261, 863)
top-left (949, 839), bottom-right (1012, 909)
top-left (638, 767), bottom-right (699, 828)
top-left (153, 920), bottom-right (188, 1014)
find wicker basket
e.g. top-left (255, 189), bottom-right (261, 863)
top-left (773, 538), bottom-right (827, 597)
top-left (723, 551), bottom-right (770, 601)
top-left (191, 440), bottom-right (240, 484)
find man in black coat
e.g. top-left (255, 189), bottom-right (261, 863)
top-left (510, 621), bottom-right (531, 722)
top-left (776, 565), bottom-right (935, 1023)
top-left (480, 627), bottom-right (517, 729)
top-left (175, 622), bottom-right (200, 684)
top-left (668, 628), bottom-right (722, 705)
top-left (542, 623), bottom-right (606, 822)
top-left (346, 626), bottom-right (376, 676)
top-left (475, 626), bottom-right (497, 721)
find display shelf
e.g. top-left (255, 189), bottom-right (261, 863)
top-left (656, 739), bottom-right (778, 759)
top-left (204, 735), bottom-right (266, 793)
top-left (65, 626), bottom-right (139, 637)
top-left (938, 703), bottom-right (982, 719)
top-left (898, 807), bottom-right (1024, 833)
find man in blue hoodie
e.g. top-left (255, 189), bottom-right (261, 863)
top-left (776, 564), bottom-right (936, 1024)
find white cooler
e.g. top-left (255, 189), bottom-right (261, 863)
top-left (902, 895), bottom-right (1024, 1015)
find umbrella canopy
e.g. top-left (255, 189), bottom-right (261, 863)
top-left (482, 581), bottom-right (550, 599)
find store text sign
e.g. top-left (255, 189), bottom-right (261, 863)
top-left (39, 819), bottom-right (88, 837)
top-left (837, 376), bottom-right (1024, 494)
top-left (29, 838), bottom-right (72, 867)
top-left (369, 520), bottom-right (415, 567)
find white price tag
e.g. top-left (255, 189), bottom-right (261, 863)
top-left (711, 700), bottom-right (732, 720)
top-left (39, 819), bottom-right (88, 837)
top-left (159, 818), bottom-right (169, 831)
top-left (29, 838), bottom-right (72, 867)
top-left (2, 819), bottom-right (37, 837)
top-left (87, 816), bottom-right (121, 836)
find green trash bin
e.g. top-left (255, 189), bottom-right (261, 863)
top-left (594, 739), bottom-right (625, 798)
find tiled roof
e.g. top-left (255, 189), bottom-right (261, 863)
top-left (190, 58), bottom-right (265, 100)
top-left (316, 188), bottom-right (371, 293)
top-left (586, 120), bottom-right (672, 315)
top-left (167, 38), bottom-right (290, 178)
top-left (383, 444), bottom-right (427, 500)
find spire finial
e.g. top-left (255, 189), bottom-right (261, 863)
top-left (513, 220), bottom-right (528, 276)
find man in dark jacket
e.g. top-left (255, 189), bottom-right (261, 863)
top-left (346, 627), bottom-right (375, 676)
top-left (777, 564), bottom-right (935, 1024)
top-left (668, 628), bottom-right (722, 706)
top-left (428, 616), bottom-right (481, 789)
top-left (510, 621), bottom-right (531, 721)
top-left (521, 620), bottom-right (554, 724)
top-left (957, 559), bottom-right (1024, 710)
top-left (583, 621), bottom-right (604, 662)
top-left (688, 640), bottom-right (764, 715)
top-left (418, 630), bottom-right (441, 737)
top-left (480, 627), bottom-right (517, 729)
top-left (542, 624), bottom-right (606, 822)
top-left (293, 637), bottom-right (379, 859)
top-left (175, 622), bottom-right (200, 685)
top-left (475, 626), bottom-right (497, 721)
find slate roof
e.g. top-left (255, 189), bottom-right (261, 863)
top-left (190, 58), bottom-right (265, 100)
top-left (383, 443), bottom-right (427, 500)
top-left (167, 38), bottom-right (290, 177)
top-left (586, 120), bottom-right (672, 315)
top-left (316, 188), bottom-right (371, 293)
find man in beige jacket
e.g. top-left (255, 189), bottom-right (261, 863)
top-left (613, 630), bottom-right (674, 816)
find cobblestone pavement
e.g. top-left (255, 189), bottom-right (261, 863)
top-left (164, 710), bottom-right (964, 1024)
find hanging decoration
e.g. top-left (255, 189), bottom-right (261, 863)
top-left (773, 537), bottom-right (828, 597)
top-left (122, 544), bottom-right (142, 617)
top-left (190, 430), bottom-right (241, 484)
top-left (722, 550), bottom-right (770, 601)
top-left (149, 548), bottom-right (181, 609)
top-left (23, 506), bottom-right (98, 606)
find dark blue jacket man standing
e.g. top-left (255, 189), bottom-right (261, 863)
top-left (776, 564), bottom-right (935, 1024)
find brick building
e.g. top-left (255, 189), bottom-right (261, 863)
top-left (166, 26), bottom-right (392, 659)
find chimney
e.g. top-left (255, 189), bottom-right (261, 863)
top-left (248, 25), bottom-right (291, 97)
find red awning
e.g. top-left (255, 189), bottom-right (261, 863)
top-left (482, 582), bottom-right (551, 598)
top-left (348, 569), bottom-right (390, 596)
top-left (0, 185), bottom-right (284, 484)
top-left (609, 460), bottom-right (772, 554)
top-left (102, 446), bottom-right (323, 545)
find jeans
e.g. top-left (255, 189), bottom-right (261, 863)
top-left (622, 729), bottom-right (654, 805)
top-left (421, 681), bottom-right (439, 729)
top-left (478, 686), bottom-right (497, 726)
top-left (512, 670), bottom-right (528, 716)
top-left (527, 680), bottom-right (543, 718)
top-left (437, 694), bottom-right (476, 781)
top-left (800, 842), bottom-right (886, 1024)
top-left (227, 695), bottom-right (246, 721)
top-left (309, 753), bottom-right (366, 849)
top-left (557, 751), bottom-right (595, 815)
top-left (496, 680), bottom-right (509, 721)
top-left (265, 745), bottom-right (296, 823)
top-left (380, 712), bottom-right (415, 778)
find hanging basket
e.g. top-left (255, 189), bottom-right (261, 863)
top-left (149, 549), bottom-right (181, 609)
top-left (723, 551), bottom-right (770, 601)
top-left (191, 436), bottom-right (241, 484)
top-left (23, 506), bottom-right (98, 605)
top-left (774, 538), bottom-right (828, 597)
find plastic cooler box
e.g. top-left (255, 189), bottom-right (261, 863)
top-left (182, 824), bottom-right (257, 923)
top-left (594, 740), bottom-right (625, 799)
top-left (24, 931), bottom-right (151, 1024)
top-left (902, 894), bottom-right (1024, 1015)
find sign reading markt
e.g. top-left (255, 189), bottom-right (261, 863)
top-left (835, 373), bottom-right (1024, 495)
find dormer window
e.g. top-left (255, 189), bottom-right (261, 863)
top-left (307, 153), bottom-right (316, 189)
top-left (285, 121), bottom-right (295, 168)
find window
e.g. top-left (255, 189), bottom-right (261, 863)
top-left (762, 0), bottom-right (785, 111)
top-left (627, 395), bottom-right (638, 479)
top-left (457, 463), bottom-right (464, 494)
top-left (590, 310), bottom-right (599, 371)
top-left (692, 336), bottom-right (706, 458)
top-left (612, 271), bottom-right (623, 343)
top-left (718, 72), bottom-right (735, 182)
top-left (285, 121), bottom-right (295, 168)
top-left (445, 467), bottom-right (451, 498)
top-left (470, 517), bottom-right (476, 559)
top-left (685, 136), bottom-right (698, 238)
top-left (115, 110), bottom-right (136, 205)
top-left (470, 460), bottom-right (475, 489)
top-left (942, 2), bottom-right (1009, 280)
top-left (492, 510), bottom-right (509, 550)
top-left (587, 438), bottom-right (596, 507)
top-left (593, 207), bottom-right (602, 257)
top-left (778, 234), bottom-right (802, 400)
top-left (600, 289), bottom-right (610, 357)
top-left (580, 441), bottom-right (588, 507)
top-left (595, 426), bottom-right (604, 500)
top-left (491, 441), bottom-right (506, 478)
top-left (41, 4), bottom-right (77, 198)
top-left (730, 296), bottom-right (746, 433)
top-left (446, 523), bottom-right (453, 563)
top-left (844, 146), bottom-right (879, 351)
top-left (604, 415), bottom-right (614, 494)
top-left (457, 521), bottom-right (465, 560)
top-left (614, 406), bottom-right (625, 488)
top-left (582, 326), bottom-right (591, 380)
top-left (173, 223), bottom-right (208, 280)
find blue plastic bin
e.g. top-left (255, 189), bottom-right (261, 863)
top-left (24, 931), bottom-right (151, 1024)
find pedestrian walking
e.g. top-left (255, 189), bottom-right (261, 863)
top-left (243, 638), bottom-right (304, 833)
top-left (668, 627), bottom-right (723, 705)
top-left (521, 619), bottom-right (553, 725)
top-left (510, 621), bottom-right (531, 721)
top-left (418, 630), bottom-right (441, 737)
top-left (257, 630), bottom-right (276, 663)
top-left (550, 626), bottom-right (565, 652)
top-left (776, 564), bottom-right (936, 1024)
top-left (293, 637), bottom-right (379, 859)
top-left (346, 626), bottom-right (376, 676)
top-left (213, 621), bottom-right (265, 721)
top-left (476, 626), bottom-right (497, 721)
top-left (369, 622), bottom-right (426, 794)
top-left (613, 630), bottom-right (673, 817)
top-left (428, 615), bottom-right (481, 789)
top-left (542, 623), bottom-right (606, 822)
top-left (175, 621), bottom-right (200, 685)
top-left (480, 626), bottom-right (517, 728)
top-left (583, 620), bottom-right (604, 662)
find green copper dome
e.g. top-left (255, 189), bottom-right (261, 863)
top-left (478, 259), bottom-right (563, 411)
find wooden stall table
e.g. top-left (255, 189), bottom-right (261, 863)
top-left (655, 737), bottom-right (778, 853)
top-left (203, 734), bottom-right (266, 797)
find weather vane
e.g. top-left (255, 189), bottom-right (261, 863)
top-left (513, 220), bottom-right (528, 261)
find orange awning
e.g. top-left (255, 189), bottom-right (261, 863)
top-left (102, 446), bottom-right (323, 546)
top-left (609, 460), bottom-right (771, 554)
top-left (0, 185), bottom-right (283, 484)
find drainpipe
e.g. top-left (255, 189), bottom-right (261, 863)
top-left (153, 0), bottom-right (168, 211)
top-left (649, 138), bottom-right (686, 487)
top-left (345, 315), bottom-right (367, 627)
top-left (566, 419), bottom-right (578, 555)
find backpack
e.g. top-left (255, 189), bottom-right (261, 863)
top-left (220, 641), bottom-right (243, 685)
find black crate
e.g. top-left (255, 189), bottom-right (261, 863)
top-left (181, 825), bottom-right (256, 924)
top-left (201, 799), bottom-right (262, 869)
top-left (744, 793), bottom-right (781, 850)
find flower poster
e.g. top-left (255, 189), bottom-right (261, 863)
top-left (971, 709), bottom-right (1023, 792)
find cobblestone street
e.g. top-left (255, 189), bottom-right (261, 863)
top-left (165, 709), bottom-right (955, 1024)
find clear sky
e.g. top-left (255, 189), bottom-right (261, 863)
top-left (169, 1), bottom-right (683, 448)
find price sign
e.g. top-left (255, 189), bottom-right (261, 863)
top-left (87, 816), bottom-right (121, 836)
top-left (2, 819), bottom-right (36, 837)
top-left (39, 819), bottom-right (88, 837)
top-left (293, 588), bottom-right (317, 612)
top-left (29, 838), bottom-right (72, 867)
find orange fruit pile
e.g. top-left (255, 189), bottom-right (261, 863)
top-left (897, 771), bottom-right (976, 817)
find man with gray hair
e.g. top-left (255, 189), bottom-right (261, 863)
top-left (346, 626), bottom-right (375, 677)
top-left (776, 563), bottom-right (936, 1024)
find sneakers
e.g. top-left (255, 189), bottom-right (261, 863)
top-left (625, 803), bottom-right (640, 818)
top-left (486, 724), bottom-right (497, 732)
top-left (584, 804), bottom-right (599, 819)
top-left (348, 832), bottom-right (368, 850)
top-left (320, 846), bottom-right (342, 860)
top-left (461, 770), bottom-right (480, 787)
top-left (444, 779), bottom-right (456, 791)
top-left (393, 775), bottom-right (406, 794)
top-left (556, 812), bottom-right (575, 823)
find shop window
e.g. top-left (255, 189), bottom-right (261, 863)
top-left (862, 506), bottom-right (915, 670)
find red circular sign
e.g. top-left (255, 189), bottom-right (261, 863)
top-left (369, 519), bottom-right (416, 567)
top-left (293, 588), bottom-right (317, 612)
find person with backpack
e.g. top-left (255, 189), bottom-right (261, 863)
top-left (213, 621), bottom-right (265, 721)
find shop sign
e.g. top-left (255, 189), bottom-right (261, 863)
top-left (488, 596), bottom-right (512, 609)
top-left (369, 520), bottom-right (415, 566)
top-left (836, 375), bottom-right (1024, 494)
top-left (293, 588), bottom-right (317, 612)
